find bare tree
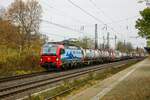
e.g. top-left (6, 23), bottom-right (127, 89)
top-left (116, 41), bottom-right (134, 53)
top-left (6, 0), bottom-right (42, 50)
top-left (138, 0), bottom-right (150, 3)
top-left (71, 37), bottom-right (95, 49)
top-left (0, 20), bottom-right (20, 48)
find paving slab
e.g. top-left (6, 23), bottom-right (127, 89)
top-left (66, 58), bottom-right (150, 100)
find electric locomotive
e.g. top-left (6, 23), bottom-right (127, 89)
top-left (40, 42), bottom-right (83, 70)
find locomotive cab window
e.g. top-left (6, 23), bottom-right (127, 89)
top-left (42, 45), bottom-right (57, 55)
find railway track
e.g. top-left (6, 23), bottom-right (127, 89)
top-left (0, 71), bottom-right (48, 83)
top-left (0, 59), bottom-right (140, 99)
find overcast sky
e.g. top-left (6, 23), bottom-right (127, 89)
top-left (0, 0), bottom-right (147, 48)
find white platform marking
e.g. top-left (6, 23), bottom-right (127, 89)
top-left (91, 65), bottom-right (139, 100)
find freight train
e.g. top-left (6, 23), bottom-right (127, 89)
top-left (40, 42), bottom-right (142, 71)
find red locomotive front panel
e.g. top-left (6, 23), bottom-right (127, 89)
top-left (40, 43), bottom-right (63, 70)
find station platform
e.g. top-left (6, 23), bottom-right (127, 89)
top-left (66, 58), bottom-right (150, 100)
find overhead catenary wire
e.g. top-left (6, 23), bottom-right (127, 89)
top-left (41, 0), bottom-right (140, 47)
top-left (42, 0), bottom-right (126, 47)
top-left (41, 31), bottom-right (107, 41)
top-left (42, 0), bottom-right (90, 25)
top-left (88, 0), bottom-right (114, 23)
top-left (41, 19), bottom-right (97, 38)
top-left (42, 0), bottom-right (139, 27)
top-left (42, 0), bottom-right (135, 35)
top-left (41, 19), bottom-right (84, 33)
top-left (42, 0), bottom-right (100, 38)
top-left (41, 19), bottom-right (106, 40)
top-left (41, 31), bottom-right (67, 38)
top-left (106, 16), bottom-right (139, 25)
top-left (67, 0), bottom-right (119, 34)
top-left (88, 0), bottom-right (140, 36)
top-left (41, 31), bottom-right (107, 44)
top-left (67, 0), bottom-right (105, 24)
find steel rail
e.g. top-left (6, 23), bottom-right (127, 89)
top-left (0, 71), bottom-right (48, 83)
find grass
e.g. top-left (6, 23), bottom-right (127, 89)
top-left (27, 60), bottom-right (139, 100)
top-left (0, 47), bottom-right (44, 78)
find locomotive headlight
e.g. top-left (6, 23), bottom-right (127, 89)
top-left (40, 58), bottom-right (42, 62)
top-left (56, 58), bottom-right (59, 61)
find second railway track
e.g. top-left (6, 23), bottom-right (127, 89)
top-left (0, 71), bottom-right (48, 83)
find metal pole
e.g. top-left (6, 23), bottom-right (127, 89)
top-left (107, 32), bottom-right (110, 49)
top-left (103, 36), bottom-right (105, 49)
top-left (115, 35), bottom-right (117, 49)
top-left (124, 40), bottom-right (126, 46)
top-left (95, 24), bottom-right (98, 49)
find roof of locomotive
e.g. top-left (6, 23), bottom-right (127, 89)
top-left (47, 42), bottom-right (80, 47)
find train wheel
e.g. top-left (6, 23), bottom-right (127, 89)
top-left (61, 65), bottom-right (66, 70)
top-left (63, 65), bottom-right (68, 70)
